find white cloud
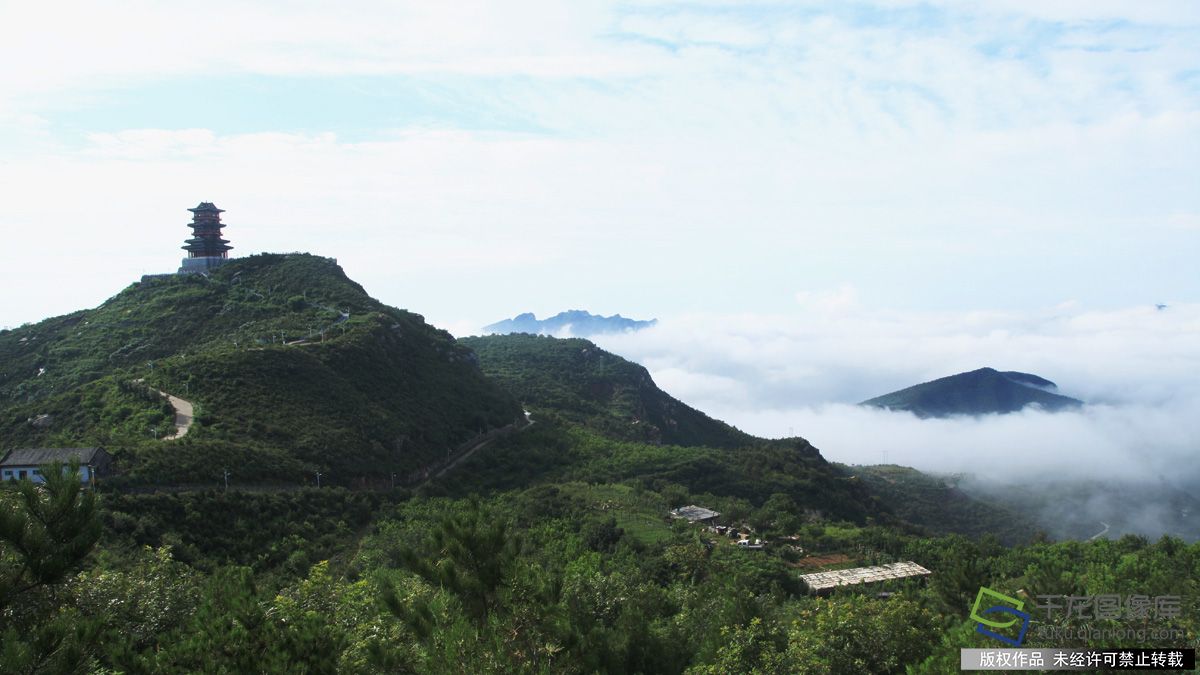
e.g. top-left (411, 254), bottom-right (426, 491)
top-left (0, 1), bottom-right (649, 101)
top-left (592, 302), bottom-right (1200, 483)
top-left (1, 2), bottom-right (1196, 358)
top-left (726, 402), bottom-right (1200, 483)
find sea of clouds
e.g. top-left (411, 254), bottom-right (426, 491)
top-left (589, 295), bottom-right (1200, 487)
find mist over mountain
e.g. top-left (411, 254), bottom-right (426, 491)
top-left (859, 367), bottom-right (1084, 418)
top-left (483, 310), bottom-right (657, 337)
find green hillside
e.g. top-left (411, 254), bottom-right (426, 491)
top-left (444, 334), bottom-right (900, 527)
top-left (0, 254), bottom-right (522, 485)
top-left (459, 333), bottom-right (755, 449)
top-left (5, 261), bottom-right (1195, 674)
top-left (845, 464), bottom-right (1038, 545)
top-left (860, 367), bottom-right (1083, 418)
top-left (453, 334), bottom-right (1047, 535)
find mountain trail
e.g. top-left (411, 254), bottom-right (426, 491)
top-left (134, 379), bottom-right (195, 440)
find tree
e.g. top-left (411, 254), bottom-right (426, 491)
top-left (72, 545), bottom-right (199, 671)
top-left (687, 617), bottom-right (787, 675)
top-left (0, 460), bottom-right (102, 674)
top-left (386, 499), bottom-right (519, 624)
top-left (0, 461), bottom-right (100, 610)
top-left (784, 594), bottom-right (938, 674)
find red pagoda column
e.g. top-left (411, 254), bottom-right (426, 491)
top-left (178, 202), bottom-right (233, 273)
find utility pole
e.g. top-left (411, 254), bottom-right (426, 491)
top-left (223, 467), bottom-right (230, 491)
top-left (316, 470), bottom-right (323, 488)
top-left (390, 472), bottom-right (396, 490)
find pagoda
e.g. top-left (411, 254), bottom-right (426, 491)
top-left (178, 202), bottom-right (233, 273)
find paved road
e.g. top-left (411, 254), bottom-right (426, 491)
top-left (428, 415), bottom-right (534, 481)
top-left (134, 379), bottom-right (195, 440)
top-left (161, 392), bottom-right (194, 440)
top-left (1089, 521), bottom-right (1111, 540)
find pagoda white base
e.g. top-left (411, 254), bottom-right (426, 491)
top-left (178, 256), bottom-right (229, 274)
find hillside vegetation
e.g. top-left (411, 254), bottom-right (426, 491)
top-left (846, 464), bottom-right (1038, 545)
top-left (3, 258), bottom-right (1195, 673)
top-left (0, 254), bottom-right (521, 485)
top-left (460, 333), bottom-right (754, 449)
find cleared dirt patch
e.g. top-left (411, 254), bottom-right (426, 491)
top-left (791, 553), bottom-right (853, 569)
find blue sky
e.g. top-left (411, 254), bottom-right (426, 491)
top-left (1, 0), bottom-right (1197, 334)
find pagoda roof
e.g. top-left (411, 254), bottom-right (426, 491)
top-left (188, 202), bottom-right (225, 213)
top-left (182, 240), bottom-right (232, 252)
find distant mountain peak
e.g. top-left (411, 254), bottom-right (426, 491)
top-left (483, 310), bottom-right (657, 337)
top-left (860, 367), bottom-right (1082, 418)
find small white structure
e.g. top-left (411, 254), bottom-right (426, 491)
top-left (669, 505), bottom-right (720, 523)
top-left (799, 561), bottom-right (931, 595)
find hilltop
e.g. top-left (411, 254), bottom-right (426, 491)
top-left (860, 367), bottom-right (1083, 418)
top-left (483, 310), bottom-right (657, 337)
top-left (459, 333), bottom-right (752, 449)
top-left (0, 254), bottom-right (522, 485)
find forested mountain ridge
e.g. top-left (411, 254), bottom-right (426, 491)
top-left (0, 253), bottom-right (522, 485)
top-left (459, 333), bottom-right (754, 449)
